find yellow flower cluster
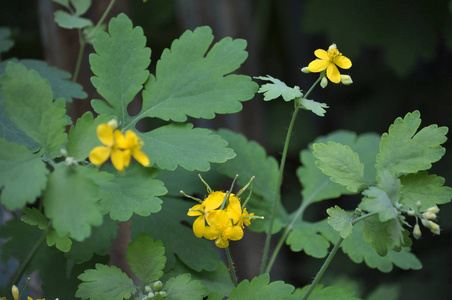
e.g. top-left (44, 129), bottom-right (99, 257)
top-left (89, 121), bottom-right (150, 171)
top-left (187, 191), bottom-right (255, 248)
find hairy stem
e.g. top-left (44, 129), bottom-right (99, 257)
top-left (225, 247), bottom-right (238, 287)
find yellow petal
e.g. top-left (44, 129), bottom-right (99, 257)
top-left (193, 216), bottom-right (206, 238)
top-left (114, 130), bottom-right (128, 148)
top-left (226, 196), bottom-right (242, 224)
top-left (187, 204), bottom-right (204, 216)
top-left (111, 148), bottom-right (126, 171)
top-left (204, 191), bottom-right (225, 212)
top-left (224, 226), bottom-right (244, 241)
top-left (308, 59), bottom-right (330, 73)
top-left (215, 236), bottom-right (229, 248)
top-left (125, 130), bottom-right (139, 146)
top-left (132, 148), bottom-right (150, 166)
top-left (97, 124), bottom-right (114, 146)
top-left (333, 55), bottom-right (352, 69)
top-left (203, 226), bottom-right (220, 240)
top-left (326, 64), bottom-right (341, 83)
top-left (122, 149), bottom-right (132, 168)
top-left (89, 146), bottom-right (111, 166)
top-left (314, 49), bottom-right (330, 60)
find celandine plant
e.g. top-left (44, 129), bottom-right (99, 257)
top-left (0, 0), bottom-right (451, 299)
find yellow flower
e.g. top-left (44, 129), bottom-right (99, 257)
top-left (308, 44), bottom-right (352, 83)
top-left (89, 123), bottom-right (150, 171)
top-left (205, 209), bottom-right (244, 248)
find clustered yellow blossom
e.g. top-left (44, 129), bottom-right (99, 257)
top-left (89, 120), bottom-right (150, 171)
top-left (304, 43), bottom-right (352, 88)
top-left (184, 177), bottom-right (261, 248)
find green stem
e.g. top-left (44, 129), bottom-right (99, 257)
top-left (260, 76), bottom-right (322, 274)
top-left (86, 0), bottom-right (117, 41)
top-left (301, 237), bottom-right (343, 300)
top-left (225, 247), bottom-right (238, 287)
top-left (8, 227), bottom-right (49, 288)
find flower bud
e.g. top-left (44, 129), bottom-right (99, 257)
top-left (429, 221), bottom-right (440, 235)
top-left (153, 281), bottom-right (163, 291)
top-left (340, 75), bottom-right (353, 85)
top-left (422, 211), bottom-right (436, 220)
top-left (65, 156), bottom-right (77, 166)
top-left (12, 285), bottom-right (19, 300)
top-left (413, 224), bottom-right (422, 240)
top-left (320, 76), bottom-right (328, 89)
top-left (145, 285), bottom-right (152, 293)
top-left (421, 218), bottom-right (430, 228)
top-left (107, 118), bottom-right (118, 130)
top-left (147, 291), bottom-right (155, 298)
top-left (416, 201), bottom-right (422, 209)
top-left (328, 43), bottom-right (337, 50)
top-left (301, 67), bottom-right (311, 74)
top-left (407, 209), bottom-right (416, 216)
top-left (427, 206), bottom-right (440, 214)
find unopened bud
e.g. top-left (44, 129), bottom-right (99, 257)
top-left (301, 67), bottom-right (311, 74)
top-left (153, 281), bottom-right (163, 291)
top-left (328, 43), bottom-right (337, 50)
top-left (416, 201), bottom-right (422, 209)
top-left (423, 211), bottom-right (436, 220)
top-left (107, 119), bottom-right (118, 130)
top-left (12, 285), bottom-right (19, 300)
top-left (429, 221), bottom-right (440, 235)
top-left (320, 76), bottom-right (328, 89)
top-left (159, 291), bottom-right (168, 297)
top-left (145, 285), bottom-right (152, 293)
top-left (413, 224), bottom-right (422, 240)
top-left (421, 218), bottom-right (430, 228)
top-left (407, 209), bottom-right (416, 216)
top-left (427, 206), bottom-right (440, 214)
top-left (147, 291), bottom-right (155, 298)
top-left (340, 75), bottom-right (353, 85)
top-left (65, 156), bottom-right (77, 166)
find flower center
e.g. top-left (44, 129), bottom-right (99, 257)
top-left (327, 48), bottom-right (341, 60)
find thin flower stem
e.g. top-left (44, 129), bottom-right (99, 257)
top-left (225, 247), bottom-right (238, 287)
top-left (8, 227), bottom-right (49, 288)
top-left (260, 76), bottom-right (322, 275)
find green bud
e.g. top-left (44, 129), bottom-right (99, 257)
top-left (153, 280), bottom-right (163, 291)
top-left (145, 285), bottom-right (152, 293)
top-left (12, 285), bottom-right (19, 300)
top-left (340, 74), bottom-right (353, 85)
top-left (422, 211), bottom-right (436, 220)
top-left (421, 218), bottom-right (430, 228)
top-left (301, 67), bottom-right (311, 74)
top-left (427, 206), bottom-right (440, 214)
top-left (407, 209), bottom-right (416, 216)
top-left (413, 224), bottom-right (422, 240)
top-left (147, 291), bottom-right (155, 298)
top-left (320, 77), bottom-right (328, 88)
top-left (429, 221), bottom-right (440, 235)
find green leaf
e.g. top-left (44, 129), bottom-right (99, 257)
top-left (0, 27), bottom-right (14, 54)
top-left (98, 164), bottom-right (166, 221)
top-left (313, 141), bottom-right (366, 193)
top-left (327, 206), bottom-right (353, 238)
top-left (90, 13), bottom-right (150, 124)
top-left (255, 75), bottom-right (302, 101)
top-left (66, 215), bottom-right (118, 263)
top-left (71, 0), bottom-right (91, 16)
top-left (400, 171), bottom-right (452, 210)
top-left (0, 62), bottom-right (67, 153)
top-left (127, 234), bottom-right (166, 285)
top-left (140, 123), bottom-right (235, 171)
top-left (216, 129), bottom-right (288, 233)
top-left (293, 284), bottom-right (361, 300)
top-left (76, 264), bottom-right (137, 300)
top-left (367, 284), bottom-right (400, 300)
top-left (165, 273), bottom-right (207, 300)
top-left (376, 111), bottom-right (448, 175)
top-left (52, 0), bottom-right (70, 8)
top-left (21, 207), bottom-right (49, 230)
top-left (139, 26), bottom-right (257, 122)
top-left (341, 221), bottom-right (422, 272)
top-left (228, 274), bottom-right (294, 300)
top-left (0, 59), bottom-right (87, 102)
top-left (46, 229), bottom-right (72, 252)
top-left (43, 164), bottom-right (111, 241)
top-left (286, 220), bottom-right (337, 258)
top-left (66, 112), bottom-right (111, 161)
top-left (0, 138), bottom-right (49, 210)
top-left (299, 98), bottom-right (329, 117)
top-left (131, 197), bottom-right (220, 272)
top-left (54, 10), bottom-right (93, 29)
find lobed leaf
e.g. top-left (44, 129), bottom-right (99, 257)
top-left (255, 75), bottom-right (302, 101)
top-left (139, 26), bottom-right (257, 122)
top-left (76, 264), bottom-right (137, 300)
top-left (0, 27), bottom-right (14, 54)
top-left (98, 164), bottom-right (166, 221)
top-left (54, 10), bottom-right (93, 29)
top-left (361, 216), bottom-right (408, 256)
top-left (71, 0), bottom-right (91, 16)
top-left (376, 110), bottom-right (448, 175)
top-left (164, 273), bottom-right (207, 300)
top-left (90, 13), bottom-right (150, 124)
top-left (21, 207), bottom-right (49, 230)
top-left (292, 284), bottom-right (361, 300)
top-left (0, 138), bottom-right (49, 210)
top-left (46, 229), bottom-right (72, 252)
top-left (140, 123), bottom-right (235, 171)
top-left (127, 234), bottom-right (166, 285)
top-left (299, 98), bottom-right (329, 117)
top-left (313, 141), bottom-right (366, 193)
top-left (0, 62), bottom-right (67, 153)
top-left (228, 274), bottom-right (294, 300)
top-left (326, 206), bottom-right (353, 238)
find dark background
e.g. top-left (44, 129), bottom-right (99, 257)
top-left (1, 0), bottom-right (451, 299)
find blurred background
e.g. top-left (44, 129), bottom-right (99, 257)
top-left (1, 0), bottom-right (452, 299)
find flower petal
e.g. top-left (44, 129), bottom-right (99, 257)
top-left (314, 49), bottom-right (330, 60)
top-left (111, 148), bottom-right (126, 171)
top-left (326, 64), bottom-right (341, 83)
top-left (132, 148), bottom-right (150, 166)
top-left (204, 191), bottom-right (226, 212)
top-left (224, 226), bottom-right (244, 241)
top-left (333, 55), bottom-right (352, 69)
top-left (97, 124), bottom-right (114, 146)
top-left (114, 130), bottom-right (128, 148)
top-left (226, 196), bottom-right (242, 224)
top-left (193, 216), bottom-right (206, 238)
top-left (215, 236), bottom-right (229, 248)
top-left (122, 149), bottom-right (132, 168)
top-left (188, 204), bottom-right (204, 216)
top-left (89, 146), bottom-right (111, 166)
top-left (308, 59), bottom-right (330, 73)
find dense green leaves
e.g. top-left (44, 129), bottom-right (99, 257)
top-left (127, 234), bottom-right (166, 285)
top-left (313, 141), bottom-right (366, 193)
top-left (76, 264), bottom-right (137, 300)
top-left (140, 124), bottom-right (235, 171)
top-left (0, 138), bottom-right (49, 210)
top-left (140, 26), bottom-right (257, 122)
top-left (90, 13), bottom-right (150, 124)
top-left (164, 273), bottom-right (207, 300)
top-left (0, 62), bottom-right (67, 153)
top-left (376, 111), bottom-right (447, 175)
top-left (98, 164), bottom-right (166, 221)
top-left (228, 274), bottom-right (294, 300)
top-left (255, 75), bottom-right (302, 101)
